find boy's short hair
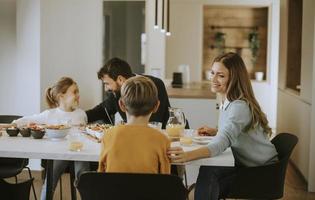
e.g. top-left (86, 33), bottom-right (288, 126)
top-left (120, 76), bottom-right (158, 116)
top-left (97, 57), bottom-right (133, 80)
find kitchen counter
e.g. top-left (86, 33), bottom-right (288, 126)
top-left (166, 82), bottom-right (216, 99)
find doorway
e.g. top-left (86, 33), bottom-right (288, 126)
top-left (103, 1), bottom-right (145, 74)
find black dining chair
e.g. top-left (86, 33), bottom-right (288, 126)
top-left (76, 172), bottom-right (188, 200)
top-left (0, 178), bottom-right (34, 200)
top-left (221, 132), bottom-right (298, 199)
top-left (0, 115), bottom-right (37, 200)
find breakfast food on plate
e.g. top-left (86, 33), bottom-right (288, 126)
top-left (86, 123), bottom-right (112, 132)
top-left (46, 124), bottom-right (70, 130)
top-left (27, 124), bottom-right (45, 139)
top-left (27, 123), bottom-right (45, 131)
top-left (84, 123), bottom-right (113, 141)
top-left (197, 127), bottom-right (217, 136)
top-left (45, 125), bottom-right (70, 140)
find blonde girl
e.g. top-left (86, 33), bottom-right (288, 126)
top-left (7, 77), bottom-right (88, 200)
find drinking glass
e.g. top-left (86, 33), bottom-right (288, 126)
top-left (180, 129), bottom-right (194, 146)
top-left (68, 128), bottom-right (84, 152)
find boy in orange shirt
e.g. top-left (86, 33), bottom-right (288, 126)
top-left (98, 76), bottom-right (171, 174)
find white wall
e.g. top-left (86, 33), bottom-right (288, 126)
top-left (165, 1), bottom-right (202, 82)
top-left (1, 0), bottom-right (103, 115)
top-left (144, 0), bottom-right (166, 79)
top-left (170, 98), bottom-right (218, 129)
top-left (310, 8), bottom-right (315, 190)
top-left (300, 0), bottom-right (314, 102)
top-left (40, 0), bottom-right (103, 111)
top-left (0, 0), bottom-right (17, 114)
top-left (277, 91), bottom-right (311, 179)
top-left (305, 0), bottom-right (315, 192)
top-left (15, 0), bottom-right (41, 116)
top-left (302, 0), bottom-right (315, 191)
top-left (164, 0), bottom-right (279, 130)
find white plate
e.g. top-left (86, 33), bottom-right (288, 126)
top-left (86, 128), bottom-right (104, 139)
top-left (192, 136), bottom-right (213, 145)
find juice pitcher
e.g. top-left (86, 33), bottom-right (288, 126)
top-left (166, 107), bottom-right (186, 137)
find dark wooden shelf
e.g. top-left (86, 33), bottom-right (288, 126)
top-left (210, 25), bottom-right (258, 30)
top-left (209, 45), bottom-right (250, 49)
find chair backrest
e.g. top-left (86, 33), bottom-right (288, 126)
top-left (0, 178), bottom-right (33, 200)
top-left (0, 115), bottom-right (22, 123)
top-left (0, 157), bottom-right (28, 173)
top-left (0, 115), bottom-right (27, 178)
top-left (77, 172), bottom-right (188, 200)
top-left (224, 132), bottom-right (298, 199)
top-left (271, 132), bottom-right (298, 161)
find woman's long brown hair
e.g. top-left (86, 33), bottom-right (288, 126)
top-left (214, 52), bottom-right (271, 135)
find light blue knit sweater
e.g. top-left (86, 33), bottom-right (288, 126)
top-left (207, 100), bottom-right (278, 167)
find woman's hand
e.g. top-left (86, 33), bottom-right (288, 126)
top-left (197, 126), bottom-right (217, 136)
top-left (168, 146), bottom-right (212, 163)
top-left (167, 146), bottom-right (188, 163)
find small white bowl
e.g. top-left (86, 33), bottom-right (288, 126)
top-left (46, 127), bottom-right (70, 140)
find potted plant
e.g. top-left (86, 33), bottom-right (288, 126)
top-left (248, 29), bottom-right (264, 81)
top-left (248, 29), bottom-right (260, 68)
top-left (214, 31), bottom-right (226, 54)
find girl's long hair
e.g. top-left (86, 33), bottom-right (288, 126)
top-left (214, 52), bottom-right (271, 135)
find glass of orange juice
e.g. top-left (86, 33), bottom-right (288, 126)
top-left (180, 129), bottom-right (194, 146)
top-left (166, 124), bottom-right (185, 137)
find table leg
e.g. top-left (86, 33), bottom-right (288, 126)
top-left (70, 161), bottom-right (77, 200)
top-left (46, 159), bottom-right (53, 200)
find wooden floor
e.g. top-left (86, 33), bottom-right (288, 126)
top-left (282, 163), bottom-right (315, 200)
top-left (5, 162), bottom-right (315, 200)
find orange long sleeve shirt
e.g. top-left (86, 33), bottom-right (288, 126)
top-left (98, 125), bottom-right (171, 174)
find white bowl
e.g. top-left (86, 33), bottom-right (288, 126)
top-left (46, 127), bottom-right (70, 140)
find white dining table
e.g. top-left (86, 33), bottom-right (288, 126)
top-left (0, 129), bottom-right (234, 166)
top-left (0, 129), bottom-right (234, 200)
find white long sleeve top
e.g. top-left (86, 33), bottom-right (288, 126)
top-left (13, 108), bottom-right (87, 127)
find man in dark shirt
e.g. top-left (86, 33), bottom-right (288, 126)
top-left (86, 57), bottom-right (170, 128)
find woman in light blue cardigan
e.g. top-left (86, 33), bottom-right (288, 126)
top-left (168, 52), bottom-right (278, 200)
